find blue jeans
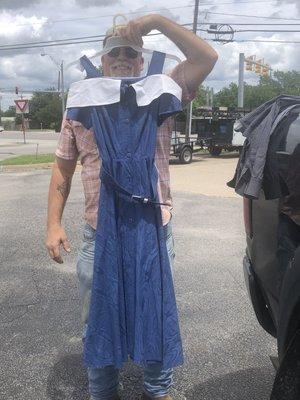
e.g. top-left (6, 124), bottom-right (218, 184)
top-left (77, 221), bottom-right (175, 399)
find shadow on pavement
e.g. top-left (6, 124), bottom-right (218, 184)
top-left (187, 367), bottom-right (273, 400)
top-left (46, 355), bottom-right (144, 400)
top-left (47, 353), bottom-right (89, 400)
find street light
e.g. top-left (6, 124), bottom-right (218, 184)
top-left (41, 53), bottom-right (65, 117)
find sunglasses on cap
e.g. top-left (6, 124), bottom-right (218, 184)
top-left (107, 46), bottom-right (139, 59)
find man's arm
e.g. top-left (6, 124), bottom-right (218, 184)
top-left (46, 156), bottom-right (77, 263)
top-left (117, 14), bottom-right (218, 90)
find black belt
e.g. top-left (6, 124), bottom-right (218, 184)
top-left (100, 167), bottom-right (169, 207)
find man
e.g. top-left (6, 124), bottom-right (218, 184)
top-left (46, 14), bottom-right (218, 400)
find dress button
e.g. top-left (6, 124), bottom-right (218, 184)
top-left (128, 218), bottom-right (134, 223)
top-left (126, 152), bottom-right (131, 157)
top-left (125, 118), bottom-right (130, 123)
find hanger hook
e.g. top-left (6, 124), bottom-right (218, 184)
top-left (112, 14), bottom-right (128, 35)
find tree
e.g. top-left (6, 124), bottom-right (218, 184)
top-left (214, 70), bottom-right (300, 109)
top-left (1, 106), bottom-right (16, 117)
top-left (271, 70), bottom-right (300, 95)
top-left (214, 83), bottom-right (238, 108)
top-left (29, 89), bottom-right (63, 132)
top-left (193, 85), bottom-right (208, 109)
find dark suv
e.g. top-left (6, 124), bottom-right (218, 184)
top-left (240, 107), bottom-right (300, 398)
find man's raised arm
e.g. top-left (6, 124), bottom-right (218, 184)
top-left (116, 14), bottom-right (218, 90)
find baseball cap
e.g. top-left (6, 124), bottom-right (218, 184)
top-left (102, 14), bottom-right (142, 51)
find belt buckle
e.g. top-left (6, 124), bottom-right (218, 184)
top-left (131, 195), bottom-right (149, 204)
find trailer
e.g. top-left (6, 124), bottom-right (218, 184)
top-left (170, 131), bottom-right (198, 164)
top-left (169, 106), bottom-right (249, 163)
top-left (193, 106), bottom-right (249, 156)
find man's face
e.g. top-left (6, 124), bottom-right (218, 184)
top-left (101, 46), bottom-right (144, 77)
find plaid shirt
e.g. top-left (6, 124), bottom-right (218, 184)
top-left (55, 62), bottom-right (196, 229)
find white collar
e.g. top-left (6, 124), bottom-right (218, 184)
top-left (66, 74), bottom-right (182, 108)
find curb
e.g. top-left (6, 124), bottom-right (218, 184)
top-left (0, 163), bottom-right (82, 173)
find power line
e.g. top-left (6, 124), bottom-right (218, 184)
top-left (1, 20), bottom-right (300, 52)
top-left (3, 1), bottom-right (278, 28)
top-left (200, 22), bottom-right (300, 25)
top-left (206, 37), bottom-right (300, 44)
top-left (0, 24), bottom-right (194, 51)
top-left (205, 27), bottom-right (300, 33)
top-left (1, 34), bottom-right (300, 52)
top-left (1, 21), bottom-right (298, 52)
top-left (0, 34), bottom-right (106, 49)
top-left (234, 29), bottom-right (300, 33)
top-left (201, 11), bottom-right (300, 21)
top-left (227, 39), bottom-right (300, 44)
top-left (7, 6), bottom-right (194, 27)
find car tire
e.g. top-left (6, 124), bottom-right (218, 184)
top-left (208, 146), bottom-right (222, 157)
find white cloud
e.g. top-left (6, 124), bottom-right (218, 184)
top-left (275, 0), bottom-right (300, 15)
top-left (0, 0), bottom-right (299, 109)
top-left (0, 11), bottom-right (47, 40)
top-left (0, 0), bottom-right (42, 10)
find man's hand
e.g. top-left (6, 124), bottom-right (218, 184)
top-left (116, 14), bottom-right (160, 47)
top-left (46, 225), bottom-right (71, 264)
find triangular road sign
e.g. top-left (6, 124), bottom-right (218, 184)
top-left (15, 99), bottom-right (29, 113)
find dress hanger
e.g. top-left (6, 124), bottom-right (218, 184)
top-left (66, 14), bottom-right (182, 71)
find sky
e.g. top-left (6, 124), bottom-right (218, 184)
top-left (0, 0), bottom-right (299, 110)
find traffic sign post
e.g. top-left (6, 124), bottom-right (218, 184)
top-left (238, 53), bottom-right (272, 108)
top-left (14, 99), bottom-right (29, 144)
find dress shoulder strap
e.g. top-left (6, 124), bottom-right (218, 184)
top-left (80, 55), bottom-right (102, 78)
top-left (147, 51), bottom-right (166, 76)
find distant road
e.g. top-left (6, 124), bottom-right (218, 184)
top-left (0, 130), bottom-right (59, 161)
top-left (0, 130), bottom-right (59, 140)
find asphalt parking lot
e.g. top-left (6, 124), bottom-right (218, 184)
top-left (0, 154), bottom-right (277, 399)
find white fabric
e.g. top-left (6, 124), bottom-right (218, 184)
top-left (131, 75), bottom-right (182, 106)
top-left (66, 74), bottom-right (182, 109)
top-left (67, 78), bottom-right (121, 108)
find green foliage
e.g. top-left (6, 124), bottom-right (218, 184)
top-left (29, 89), bottom-right (63, 132)
top-left (272, 70), bottom-right (300, 94)
top-left (214, 83), bottom-right (238, 107)
top-left (177, 85), bottom-right (210, 121)
top-left (15, 114), bottom-right (22, 125)
top-left (214, 70), bottom-right (300, 109)
top-left (1, 106), bottom-right (16, 117)
top-left (193, 86), bottom-right (208, 109)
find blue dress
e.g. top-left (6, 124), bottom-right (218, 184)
top-left (66, 51), bottom-right (183, 369)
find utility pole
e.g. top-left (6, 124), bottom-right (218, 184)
top-left (60, 60), bottom-right (65, 117)
top-left (238, 53), bottom-right (245, 108)
top-left (41, 53), bottom-right (65, 118)
top-left (185, 0), bottom-right (200, 141)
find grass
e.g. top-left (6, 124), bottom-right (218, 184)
top-left (0, 153), bottom-right (55, 166)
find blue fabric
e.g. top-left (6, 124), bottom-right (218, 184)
top-left (77, 222), bottom-right (175, 399)
top-left (80, 55), bottom-right (103, 78)
top-left (67, 52), bottom-right (183, 369)
top-left (147, 51), bottom-right (166, 75)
